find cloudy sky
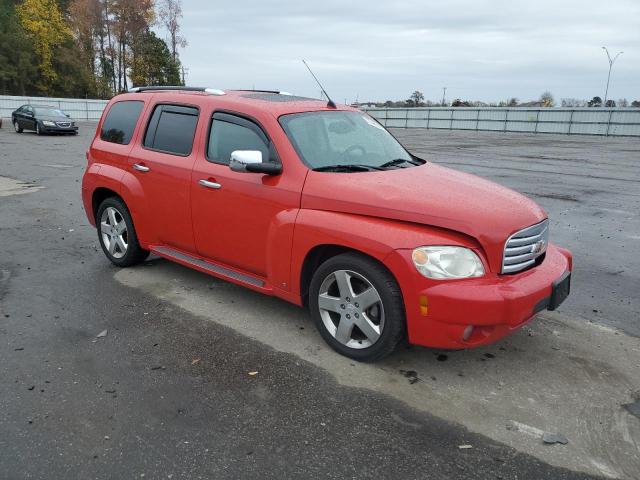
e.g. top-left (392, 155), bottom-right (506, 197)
top-left (178, 0), bottom-right (639, 104)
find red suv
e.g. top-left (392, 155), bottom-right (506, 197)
top-left (82, 87), bottom-right (572, 361)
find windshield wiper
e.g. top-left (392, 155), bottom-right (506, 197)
top-left (379, 158), bottom-right (422, 169)
top-left (313, 164), bottom-right (384, 172)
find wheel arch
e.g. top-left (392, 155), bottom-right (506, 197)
top-left (92, 187), bottom-right (123, 223)
top-left (299, 244), bottom-right (398, 308)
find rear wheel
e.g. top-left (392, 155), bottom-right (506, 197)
top-left (13, 120), bottom-right (23, 133)
top-left (309, 253), bottom-right (405, 361)
top-left (96, 197), bottom-right (149, 267)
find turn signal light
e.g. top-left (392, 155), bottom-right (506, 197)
top-left (419, 295), bottom-right (428, 316)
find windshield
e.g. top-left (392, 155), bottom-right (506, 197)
top-left (34, 108), bottom-right (67, 117)
top-left (279, 111), bottom-right (420, 171)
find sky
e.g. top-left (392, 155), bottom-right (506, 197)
top-left (177, 0), bottom-right (639, 104)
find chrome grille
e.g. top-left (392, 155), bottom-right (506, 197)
top-left (502, 219), bottom-right (549, 274)
top-left (56, 121), bottom-right (71, 128)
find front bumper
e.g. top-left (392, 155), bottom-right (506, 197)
top-left (385, 244), bottom-right (573, 349)
top-left (41, 124), bottom-right (78, 133)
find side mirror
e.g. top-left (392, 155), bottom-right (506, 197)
top-left (229, 150), bottom-right (282, 175)
top-left (25, 111), bottom-right (34, 117)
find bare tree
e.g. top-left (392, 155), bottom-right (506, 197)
top-left (561, 98), bottom-right (586, 107)
top-left (539, 91), bottom-right (555, 107)
top-left (158, 0), bottom-right (187, 62)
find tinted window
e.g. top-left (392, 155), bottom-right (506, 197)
top-left (144, 104), bottom-right (199, 156)
top-left (101, 101), bottom-right (144, 145)
top-left (207, 118), bottom-right (269, 165)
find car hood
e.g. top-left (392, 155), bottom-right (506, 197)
top-left (301, 163), bottom-right (546, 272)
top-left (39, 114), bottom-right (73, 122)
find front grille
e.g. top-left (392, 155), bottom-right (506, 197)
top-left (56, 122), bottom-right (71, 128)
top-left (502, 219), bottom-right (549, 274)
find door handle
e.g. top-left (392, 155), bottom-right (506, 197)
top-left (133, 163), bottom-right (150, 172)
top-left (199, 179), bottom-right (222, 190)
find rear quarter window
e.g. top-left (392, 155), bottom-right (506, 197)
top-left (100, 101), bottom-right (144, 145)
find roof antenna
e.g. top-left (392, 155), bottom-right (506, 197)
top-left (302, 59), bottom-right (336, 108)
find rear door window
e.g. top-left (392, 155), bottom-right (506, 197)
top-left (143, 104), bottom-right (199, 156)
top-left (100, 101), bottom-right (144, 145)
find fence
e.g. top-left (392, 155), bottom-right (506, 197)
top-left (2, 96), bottom-right (640, 137)
top-left (0, 95), bottom-right (108, 122)
top-left (363, 107), bottom-right (640, 137)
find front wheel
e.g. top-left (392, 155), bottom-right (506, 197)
top-left (96, 197), bottom-right (149, 267)
top-left (35, 123), bottom-right (42, 135)
top-left (308, 253), bottom-right (405, 361)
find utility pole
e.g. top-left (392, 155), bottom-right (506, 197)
top-left (441, 87), bottom-right (447, 106)
top-left (181, 66), bottom-right (190, 85)
top-left (602, 47), bottom-right (623, 107)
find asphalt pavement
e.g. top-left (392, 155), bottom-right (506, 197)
top-left (393, 128), bottom-right (640, 337)
top-left (1, 123), bottom-right (638, 479)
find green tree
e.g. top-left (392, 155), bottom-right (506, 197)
top-left (588, 96), bottom-right (602, 107)
top-left (51, 38), bottom-right (98, 97)
top-left (410, 90), bottom-right (424, 106)
top-left (130, 29), bottom-right (181, 86)
top-left (0, 2), bottom-right (38, 95)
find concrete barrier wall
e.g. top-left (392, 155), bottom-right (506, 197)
top-left (363, 107), bottom-right (640, 137)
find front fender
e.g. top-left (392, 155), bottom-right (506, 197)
top-left (290, 209), bottom-right (479, 297)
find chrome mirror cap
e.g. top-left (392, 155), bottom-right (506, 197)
top-left (229, 150), bottom-right (263, 172)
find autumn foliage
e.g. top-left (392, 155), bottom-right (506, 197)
top-left (0, 0), bottom-right (186, 98)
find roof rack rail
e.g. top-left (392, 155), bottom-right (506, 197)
top-left (128, 86), bottom-right (225, 96)
top-left (233, 89), bottom-right (293, 96)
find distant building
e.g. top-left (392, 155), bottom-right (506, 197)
top-left (351, 102), bottom-right (377, 109)
top-left (518, 101), bottom-right (545, 107)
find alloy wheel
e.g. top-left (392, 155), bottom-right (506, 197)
top-left (100, 207), bottom-right (128, 259)
top-left (317, 269), bottom-right (385, 349)
top-left (14, 121), bottom-right (20, 132)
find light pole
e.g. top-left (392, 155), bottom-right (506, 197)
top-left (602, 47), bottom-right (623, 107)
top-left (441, 87), bottom-right (447, 106)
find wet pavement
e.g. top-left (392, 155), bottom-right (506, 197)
top-left (1, 124), bottom-right (639, 479)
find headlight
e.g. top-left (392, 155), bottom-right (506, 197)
top-left (42, 121), bottom-right (55, 126)
top-left (412, 246), bottom-right (485, 279)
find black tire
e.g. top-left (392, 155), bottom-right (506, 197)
top-left (13, 120), bottom-right (23, 133)
top-left (308, 253), bottom-right (405, 362)
top-left (96, 197), bottom-right (149, 267)
top-left (35, 123), bottom-right (42, 135)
